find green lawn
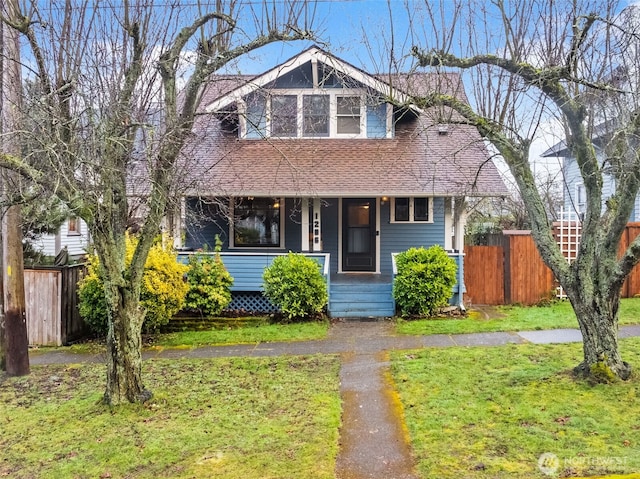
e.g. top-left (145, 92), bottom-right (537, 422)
top-left (36, 318), bottom-right (330, 355)
top-left (154, 318), bottom-right (329, 348)
top-left (391, 337), bottom-right (640, 478)
top-left (396, 297), bottom-right (640, 336)
top-left (0, 356), bottom-right (341, 479)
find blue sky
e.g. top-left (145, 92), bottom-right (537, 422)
top-left (230, 0), bottom-right (415, 74)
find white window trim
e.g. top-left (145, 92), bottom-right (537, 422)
top-left (390, 197), bottom-right (434, 223)
top-left (67, 217), bottom-right (81, 236)
top-left (245, 88), bottom-right (369, 139)
top-left (575, 183), bottom-right (586, 214)
top-left (333, 94), bottom-right (365, 138)
top-left (229, 197), bottom-right (285, 249)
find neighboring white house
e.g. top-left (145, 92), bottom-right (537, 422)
top-left (542, 122), bottom-right (640, 222)
top-left (30, 216), bottom-right (90, 259)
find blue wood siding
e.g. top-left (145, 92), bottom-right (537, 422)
top-left (284, 198), bottom-right (302, 251)
top-left (366, 104), bottom-right (387, 138)
top-left (379, 197), bottom-right (446, 274)
top-left (179, 252), bottom-right (329, 292)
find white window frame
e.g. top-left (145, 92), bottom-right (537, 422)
top-left (252, 89), bottom-right (368, 139)
top-left (67, 217), bottom-right (81, 236)
top-left (390, 197), bottom-right (434, 223)
top-left (229, 197), bottom-right (285, 249)
top-left (575, 183), bottom-right (586, 214)
top-left (302, 94), bottom-right (330, 137)
top-left (333, 95), bottom-right (364, 137)
top-left (270, 95), bottom-right (297, 137)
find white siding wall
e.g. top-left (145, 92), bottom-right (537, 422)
top-left (30, 218), bottom-right (90, 257)
top-left (564, 150), bottom-right (640, 220)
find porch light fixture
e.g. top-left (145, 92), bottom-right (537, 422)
top-left (381, 196), bottom-right (389, 204)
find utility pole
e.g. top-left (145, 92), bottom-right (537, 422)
top-left (0, 0), bottom-right (29, 376)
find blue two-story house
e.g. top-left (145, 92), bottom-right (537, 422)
top-left (176, 46), bottom-right (507, 317)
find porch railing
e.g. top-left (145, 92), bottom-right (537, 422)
top-left (178, 251), bottom-right (331, 292)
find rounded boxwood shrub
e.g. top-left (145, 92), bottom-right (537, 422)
top-left (184, 248), bottom-right (234, 317)
top-left (392, 245), bottom-right (457, 317)
top-left (262, 252), bottom-right (328, 321)
top-left (79, 236), bottom-right (189, 335)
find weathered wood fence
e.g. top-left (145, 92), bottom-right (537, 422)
top-left (465, 223), bottom-right (640, 305)
top-left (24, 264), bottom-right (87, 346)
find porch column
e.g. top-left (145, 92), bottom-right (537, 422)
top-left (453, 197), bottom-right (467, 252)
top-left (312, 198), bottom-right (322, 251)
top-left (453, 196), bottom-right (467, 308)
top-left (301, 198), bottom-right (310, 252)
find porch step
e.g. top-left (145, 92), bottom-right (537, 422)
top-left (328, 282), bottom-right (395, 318)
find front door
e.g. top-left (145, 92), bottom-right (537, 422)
top-left (342, 198), bottom-right (376, 272)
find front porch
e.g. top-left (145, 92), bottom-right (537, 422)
top-left (179, 251), bottom-right (464, 318)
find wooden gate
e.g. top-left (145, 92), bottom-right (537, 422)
top-left (24, 265), bottom-right (86, 346)
top-left (464, 245), bottom-right (504, 305)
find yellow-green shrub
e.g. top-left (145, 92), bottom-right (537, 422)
top-left (262, 253), bottom-right (328, 321)
top-left (79, 236), bottom-right (189, 335)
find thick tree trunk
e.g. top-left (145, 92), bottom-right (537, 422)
top-left (2, 204), bottom-right (29, 376)
top-left (103, 285), bottom-right (151, 405)
top-left (570, 294), bottom-right (631, 382)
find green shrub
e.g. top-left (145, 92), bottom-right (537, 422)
top-left (262, 253), bottom-right (328, 321)
top-left (78, 236), bottom-right (189, 335)
top-left (184, 248), bottom-right (234, 317)
top-left (392, 246), bottom-right (457, 317)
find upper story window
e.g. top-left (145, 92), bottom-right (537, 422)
top-left (241, 90), bottom-right (384, 139)
top-left (336, 96), bottom-right (361, 135)
top-left (271, 95), bottom-right (297, 137)
top-left (303, 95), bottom-right (329, 137)
top-left (390, 197), bottom-right (433, 223)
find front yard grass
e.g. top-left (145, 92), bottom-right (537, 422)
top-left (396, 297), bottom-right (640, 336)
top-left (391, 337), bottom-right (640, 478)
top-left (34, 317), bottom-right (329, 355)
top-left (154, 317), bottom-right (329, 348)
top-left (0, 355), bottom-right (341, 479)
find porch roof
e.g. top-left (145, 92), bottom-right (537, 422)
top-left (179, 115), bottom-right (508, 198)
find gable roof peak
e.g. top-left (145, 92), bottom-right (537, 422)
top-left (203, 45), bottom-right (415, 113)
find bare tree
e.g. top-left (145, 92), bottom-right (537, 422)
top-left (411, 0), bottom-right (640, 380)
top-left (0, 0), bottom-right (314, 404)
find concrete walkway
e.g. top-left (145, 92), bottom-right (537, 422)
top-left (28, 322), bottom-right (640, 478)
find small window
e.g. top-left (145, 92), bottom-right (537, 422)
top-left (67, 217), bottom-right (80, 235)
top-left (336, 96), bottom-right (361, 134)
top-left (391, 197), bottom-right (433, 223)
top-left (271, 95), bottom-right (297, 137)
top-left (303, 95), bottom-right (329, 137)
top-left (576, 183), bottom-right (586, 214)
top-left (232, 197), bottom-right (283, 247)
top-left (245, 94), bottom-right (267, 138)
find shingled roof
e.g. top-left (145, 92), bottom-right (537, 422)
top-left (174, 46), bottom-right (507, 198)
